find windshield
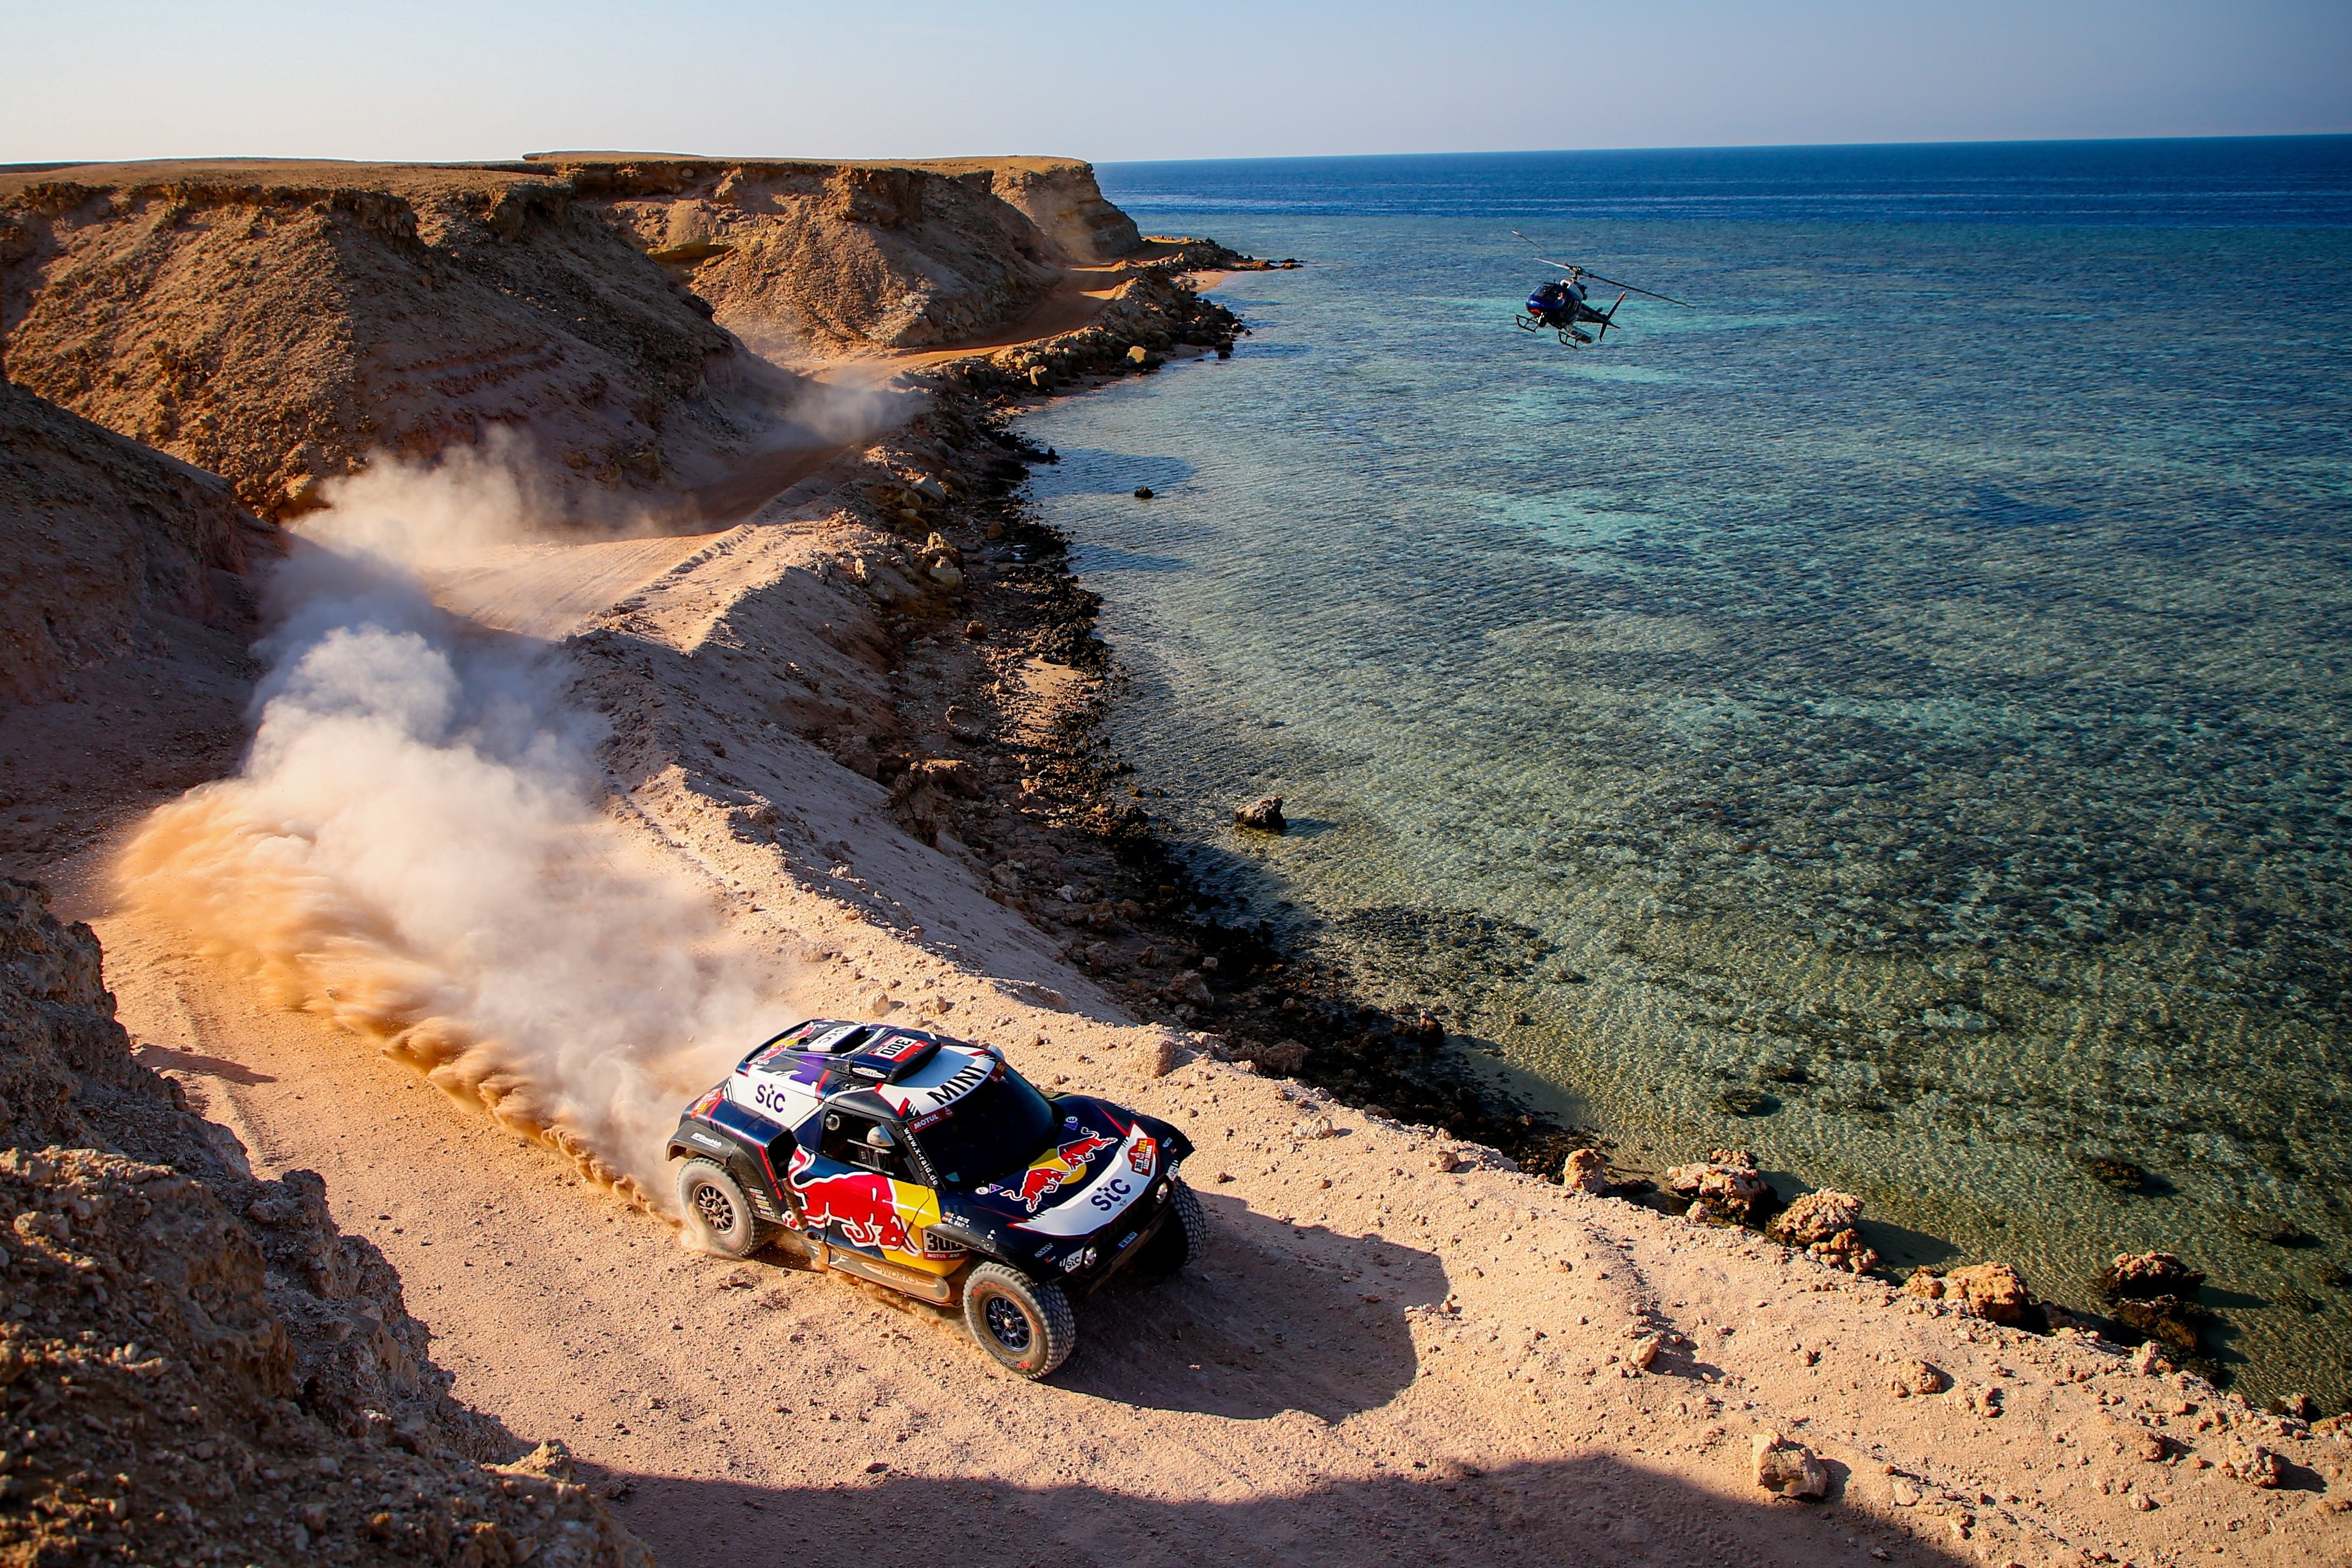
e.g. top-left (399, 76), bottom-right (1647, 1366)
top-left (908, 1063), bottom-right (1058, 1186)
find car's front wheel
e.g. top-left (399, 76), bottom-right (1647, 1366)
top-left (675, 1158), bottom-right (769, 1258)
top-left (961, 1262), bottom-right (1075, 1378)
top-left (1134, 1179), bottom-right (1207, 1277)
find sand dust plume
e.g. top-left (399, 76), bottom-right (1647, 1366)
top-left (115, 448), bottom-right (785, 1204)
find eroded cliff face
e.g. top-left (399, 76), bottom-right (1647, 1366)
top-left (544, 155), bottom-right (1068, 354)
top-left (0, 155), bottom-right (1146, 524)
top-left (964, 157), bottom-right (1144, 264)
top-left (0, 879), bottom-right (656, 1566)
top-left (0, 379), bottom-right (273, 706)
top-left (0, 163), bottom-right (743, 519)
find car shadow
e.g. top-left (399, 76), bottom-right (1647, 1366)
top-left (1052, 1194), bottom-right (1439, 1421)
top-left (581, 1454), bottom-right (1968, 1568)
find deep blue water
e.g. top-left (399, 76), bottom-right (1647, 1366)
top-left (1018, 138), bottom-right (2352, 1401)
top-left (1100, 137), bottom-right (2352, 225)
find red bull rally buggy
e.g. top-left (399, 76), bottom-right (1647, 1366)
top-left (667, 1020), bottom-right (1204, 1378)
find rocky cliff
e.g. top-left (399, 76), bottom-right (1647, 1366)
top-left (0, 155), bottom-right (1145, 522)
top-left (0, 161), bottom-right (743, 518)
top-left (0, 378), bottom-right (274, 707)
top-left (0, 878), bottom-right (655, 1566)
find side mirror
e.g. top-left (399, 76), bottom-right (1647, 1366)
top-left (865, 1125), bottom-right (897, 1150)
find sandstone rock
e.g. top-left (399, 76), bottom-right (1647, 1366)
top-left (1562, 1147), bottom-right (1609, 1196)
top-left (1809, 1228), bottom-right (1880, 1274)
top-left (1887, 1359), bottom-right (1949, 1397)
top-left (1766, 1188), bottom-right (1863, 1247)
top-left (1628, 1334), bottom-right (1662, 1372)
top-left (1233, 795), bottom-right (1287, 833)
top-left (1904, 1260), bottom-right (2031, 1325)
top-left (2223, 1440), bottom-right (2285, 1489)
top-left (1751, 1430), bottom-right (1830, 1499)
top-left (0, 878), bottom-right (655, 1567)
top-left (1232, 1038), bottom-right (1308, 1076)
top-left (2128, 1340), bottom-right (2172, 1377)
top-left (1665, 1148), bottom-right (1770, 1223)
top-left (2098, 1250), bottom-right (2205, 1300)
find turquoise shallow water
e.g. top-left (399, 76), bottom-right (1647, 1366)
top-left (1018, 145), bottom-right (2352, 1403)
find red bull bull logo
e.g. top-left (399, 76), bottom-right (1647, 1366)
top-left (1013, 1132), bottom-right (1117, 1211)
top-left (785, 1147), bottom-right (941, 1255)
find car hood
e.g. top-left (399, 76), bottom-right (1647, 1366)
top-left (951, 1098), bottom-right (1189, 1237)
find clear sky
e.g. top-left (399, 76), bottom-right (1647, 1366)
top-left (3, 0), bottom-right (2346, 167)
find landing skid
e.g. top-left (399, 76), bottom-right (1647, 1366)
top-left (1515, 313), bottom-right (1593, 347)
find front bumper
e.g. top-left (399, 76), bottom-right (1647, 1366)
top-left (1045, 1173), bottom-right (1178, 1294)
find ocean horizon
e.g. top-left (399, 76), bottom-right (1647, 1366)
top-left (1018, 133), bottom-right (2352, 1402)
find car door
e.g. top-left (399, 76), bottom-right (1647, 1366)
top-left (787, 1110), bottom-right (943, 1265)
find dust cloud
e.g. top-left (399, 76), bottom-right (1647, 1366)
top-left (116, 445), bottom-right (784, 1205)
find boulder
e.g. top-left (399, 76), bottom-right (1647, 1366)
top-left (1886, 1359), bottom-right (1949, 1397)
top-left (2128, 1340), bottom-right (2172, 1377)
top-left (1665, 1148), bottom-right (1770, 1224)
top-left (1766, 1188), bottom-right (1862, 1247)
top-left (1903, 1260), bottom-right (2032, 1325)
top-left (2098, 1250), bottom-right (2205, 1300)
top-left (1233, 795), bottom-right (1287, 833)
top-left (2223, 1441), bottom-right (2285, 1489)
top-left (1809, 1228), bottom-right (1880, 1275)
top-left (1751, 1431), bottom-right (1830, 1499)
top-left (1562, 1147), bottom-right (1609, 1196)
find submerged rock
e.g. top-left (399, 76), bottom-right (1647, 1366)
top-left (2083, 1154), bottom-right (2151, 1191)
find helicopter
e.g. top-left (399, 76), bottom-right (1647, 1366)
top-left (1511, 231), bottom-right (1692, 347)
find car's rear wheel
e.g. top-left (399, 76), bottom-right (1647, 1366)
top-left (1134, 1178), bottom-right (1207, 1276)
top-left (961, 1263), bottom-right (1075, 1378)
top-left (676, 1158), bottom-right (769, 1258)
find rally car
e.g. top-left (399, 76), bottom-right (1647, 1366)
top-left (667, 1020), bottom-right (1204, 1377)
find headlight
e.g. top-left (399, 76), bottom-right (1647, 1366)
top-left (1059, 1246), bottom-right (1099, 1274)
top-left (1156, 1180), bottom-right (1171, 1201)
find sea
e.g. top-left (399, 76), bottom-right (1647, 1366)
top-left (1013, 137), bottom-right (2352, 1404)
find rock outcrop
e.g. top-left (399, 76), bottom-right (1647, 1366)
top-left (965, 158), bottom-right (1144, 263)
top-left (1903, 1260), bottom-right (2034, 1325)
top-left (1666, 1147), bottom-right (1770, 1224)
top-left (0, 878), bottom-right (655, 1566)
top-left (1764, 1187), bottom-right (1878, 1274)
top-left (2097, 1249), bottom-right (2209, 1358)
top-left (0, 378), bottom-right (272, 705)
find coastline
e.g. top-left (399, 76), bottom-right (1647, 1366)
top-left (6, 168), bottom-right (2350, 1563)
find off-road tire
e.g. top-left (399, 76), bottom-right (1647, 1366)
top-left (1135, 1179), bottom-right (1208, 1277)
top-left (961, 1263), bottom-right (1075, 1378)
top-left (675, 1159), bottom-right (769, 1259)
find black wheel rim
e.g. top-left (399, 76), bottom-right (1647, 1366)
top-left (693, 1182), bottom-right (737, 1232)
top-left (984, 1294), bottom-right (1033, 1351)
